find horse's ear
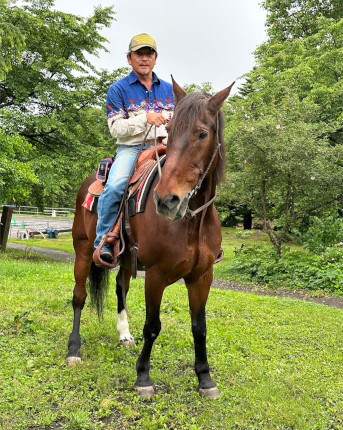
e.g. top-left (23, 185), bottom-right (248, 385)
top-left (171, 75), bottom-right (186, 104)
top-left (208, 82), bottom-right (235, 113)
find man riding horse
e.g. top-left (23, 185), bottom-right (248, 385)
top-left (95, 33), bottom-right (175, 263)
top-left (68, 31), bottom-right (234, 398)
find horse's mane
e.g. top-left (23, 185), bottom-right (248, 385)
top-left (172, 92), bottom-right (226, 185)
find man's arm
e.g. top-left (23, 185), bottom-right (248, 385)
top-left (107, 88), bottom-right (166, 139)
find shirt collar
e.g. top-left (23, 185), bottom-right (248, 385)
top-left (128, 70), bottom-right (161, 85)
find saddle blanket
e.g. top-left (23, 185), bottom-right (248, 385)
top-left (82, 155), bottom-right (166, 217)
top-left (128, 155), bottom-right (166, 217)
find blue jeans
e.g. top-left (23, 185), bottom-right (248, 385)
top-left (94, 145), bottom-right (151, 248)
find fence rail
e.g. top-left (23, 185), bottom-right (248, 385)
top-left (9, 219), bottom-right (73, 239)
top-left (1, 206), bottom-right (75, 216)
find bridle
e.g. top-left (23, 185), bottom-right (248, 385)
top-left (154, 114), bottom-right (222, 217)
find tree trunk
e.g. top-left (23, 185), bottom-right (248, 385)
top-left (243, 210), bottom-right (252, 230)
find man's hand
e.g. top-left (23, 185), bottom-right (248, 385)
top-left (146, 112), bottom-right (166, 126)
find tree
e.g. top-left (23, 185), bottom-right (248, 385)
top-left (262, 0), bottom-right (343, 41)
top-left (0, 0), bottom-right (25, 79)
top-left (0, 0), bottom-right (127, 205)
top-left (0, 127), bottom-right (37, 202)
top-left (221, 1), bottom-right (343, 255)
top-left (225, 92), bottom-right (343, 256)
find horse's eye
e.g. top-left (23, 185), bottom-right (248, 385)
top-left (198, 131), bottom-right (208, 141)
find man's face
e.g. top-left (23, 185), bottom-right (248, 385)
top-left (128, 48), bottom-right (157, 77)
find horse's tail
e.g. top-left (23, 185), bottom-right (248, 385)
top-left (88, 262), bottom-right (110, 319)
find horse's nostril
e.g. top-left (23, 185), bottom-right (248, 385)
top-left (163, 194), bottom-right (180, 210)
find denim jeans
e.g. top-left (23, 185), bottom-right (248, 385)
top-left (94, 145), bottom-right (152, 248)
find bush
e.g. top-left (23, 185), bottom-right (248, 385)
top-left (229, 245), bottom-right (343, 292)
top-left (294, 215), bottom-right (343, 254)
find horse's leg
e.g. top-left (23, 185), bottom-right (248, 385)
top-left (135, 268), bottom-right (165, 399)
top-left (116, 266), bottom-right (134, 347)
top-left (66, 239), bottom-right (93, 365)
top-left (185, 267), bottom-right (220, 399)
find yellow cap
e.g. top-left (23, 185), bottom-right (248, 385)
top-left (129, 33), bottom-right (157, 53)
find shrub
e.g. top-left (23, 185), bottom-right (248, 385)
top-left (294, 216), bottom-right (343, 254)
top-left (229, 245), bottom-right (343, 292)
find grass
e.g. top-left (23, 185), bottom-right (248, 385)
top-left (8, 228), bottom-right (316, 286)
top-left (1, 249), bottom-right (343, 429)
top-left (9, 233), bottom-right (74, 254)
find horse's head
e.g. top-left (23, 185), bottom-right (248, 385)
top-left (154, 78), bottom-right (234, 221)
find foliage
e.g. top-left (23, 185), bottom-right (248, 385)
top-left (183, 81), bottom-right (214, 95)
top-left (220, 1), bottom-right (343, 254)
top-left (2, 249), bottom-right (343, 429)
top-left (0, 0), bottom-right (25, 79)
top-left (0, 127), bottom-right (37, 201)
top-left (228, 244), bottom-right (343, 292)
top-left (0, 0), bottom-right (128, 205)
top-left (294, 215), bottom-right (343, 254)
top-left (262, 0), bottom-right (343, 41)
top-left (225, 92), bottom-right (343, 255)
top-left (252, 16), bottom-right (343, 137)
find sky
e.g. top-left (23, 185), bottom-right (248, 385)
top-left (53, 0), bottom-right (268, 93)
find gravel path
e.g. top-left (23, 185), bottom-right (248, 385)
top-left (7, 243), bottom-right (343, 310)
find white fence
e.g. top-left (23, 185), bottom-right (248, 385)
top-left (43, 207), bottom-right (75, 217)
top-left (1, 206), bottom-right (75, 217)
top-left (9, 218), bottom-right (73, 239)
top-left (0, 206), bottom-right (75, 239)
top-left (13, 206), bottom-right (39, 215)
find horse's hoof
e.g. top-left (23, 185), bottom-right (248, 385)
top-left (66, 356), bottom-right (82, 366)
top-left (119, 337), bottom-right (135, 347)
top-left (135, 385), bottom-right (154, 399)
top-left (199, 386), bottom-right (220, 399)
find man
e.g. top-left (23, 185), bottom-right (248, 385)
top-left (95, 33), bottom-right (175, 262)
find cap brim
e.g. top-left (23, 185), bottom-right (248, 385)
top-left (130, 44), bottom-right (157, 52)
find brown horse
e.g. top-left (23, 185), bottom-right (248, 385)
top-left (67, 78), bottom-right (234, 399)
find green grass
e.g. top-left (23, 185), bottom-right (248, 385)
top-left (9, 233), bottom-right (74, 254)
top-left (1, 249), bottom-right (343, 429)
top-left (214, 228), bottom-right (282, 280)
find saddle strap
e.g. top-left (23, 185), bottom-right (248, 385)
top-left (125, 200), bottom-right (139, 279)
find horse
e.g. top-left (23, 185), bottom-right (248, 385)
top-left (66, 78), bottom-right (234, 399)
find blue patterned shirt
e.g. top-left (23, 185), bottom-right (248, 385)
top-left (106, 71), bottom-right (174, 146)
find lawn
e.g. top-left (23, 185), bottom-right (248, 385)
top-left (1, 249), bottom-right (343, 429)
top-left (9, 233), bottom-right (75, 254)
top-left (7, 228), bottom-right (283, 265)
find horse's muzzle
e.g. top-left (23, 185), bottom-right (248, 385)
top-left (153, 191), bottom-right (188, 220)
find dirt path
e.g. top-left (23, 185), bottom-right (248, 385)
top-left (7, 243), bottom-right (343, 310)
top-left (8, 242), bottom-right (75, 262)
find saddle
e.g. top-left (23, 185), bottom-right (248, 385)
top-left (90, 144), bottom-right (167, 271)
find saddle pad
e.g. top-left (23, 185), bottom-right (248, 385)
top-left (82, 192), bottom-right (98, 213)
top-left (128, 155), bottom-right (166, 217)
top-left (82, 155), bottom-right (166, 216)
